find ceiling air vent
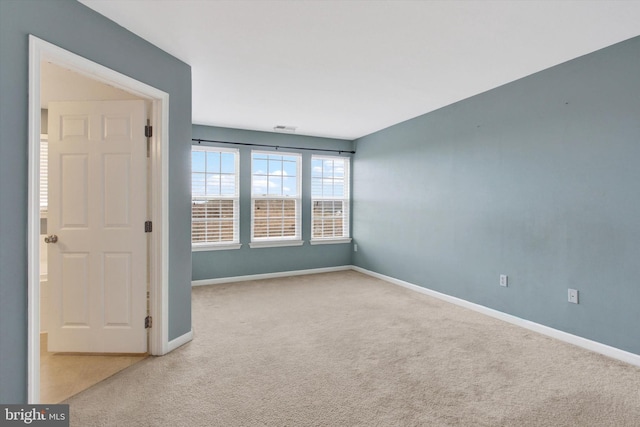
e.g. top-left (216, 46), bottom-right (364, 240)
top-left (273, 125), bottom-right (297, 133)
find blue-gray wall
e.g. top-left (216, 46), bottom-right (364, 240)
top-left (0, 0), bottom-right (192, 402)
top-left (353, 36), bottom-right (640, 355)
top-left (192, 125), bottom-right (354, 280)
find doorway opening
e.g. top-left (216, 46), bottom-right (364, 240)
top-left (28, 35), bottom-right (170, 403)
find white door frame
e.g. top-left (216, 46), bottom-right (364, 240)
top-left (27, 35), bottom-right (170, 403)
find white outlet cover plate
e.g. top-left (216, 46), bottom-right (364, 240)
top-left (500, 274), bottom-right (508, 287)
top-left (568, 289), bottom-right (579, 304)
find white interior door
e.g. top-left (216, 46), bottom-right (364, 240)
top-left (47, 100), bottom-right (148, 353)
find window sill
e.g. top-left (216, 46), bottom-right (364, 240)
top-left (192, 243), bottom-right (242, 252)
top-left (310, 238), bottom-right (352, 246)
top-left (249, 240), bottom-right (304, 249)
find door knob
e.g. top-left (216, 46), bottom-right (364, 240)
top-left (44, 235), bottom-right (58, 244)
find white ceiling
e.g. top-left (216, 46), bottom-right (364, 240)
top-left (79, 0), bottom-right (640, 141)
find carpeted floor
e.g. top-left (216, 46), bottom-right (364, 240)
top-left (66, 270), bottom-right (640, 426)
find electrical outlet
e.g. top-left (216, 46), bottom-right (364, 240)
top-left (499, 274), bottom-right (508, 287)
top-left (354, 244), bottom-right (358, 252)
top-left (568, 289), bottom-right (579, 304)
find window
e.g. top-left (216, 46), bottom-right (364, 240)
top-left (191, 146), bottom-right (240, 250)
top-left (250, 151), bottom-right (302, 248)
top-left (311, 156), bottom-right (350, 243)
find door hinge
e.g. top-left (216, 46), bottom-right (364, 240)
top-left (145, 120), bottom-right (152, 158)
top-left (145, 221), bottom-right (152, 233)
top-left (145, 315), bottom-right (152, 329)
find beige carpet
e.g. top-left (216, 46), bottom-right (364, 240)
top-left (66, 270), bottom-right (640, 426)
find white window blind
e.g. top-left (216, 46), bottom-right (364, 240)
top-left (40, 135), bottom-right (48, 216)
top-left (251, 151), bottom-right (301, 243)
top-left (191, 146), bottom-right (239, 248)
top-left (311, 156), bottom-right (350, 240)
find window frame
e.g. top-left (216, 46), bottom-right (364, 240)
top-left (310, 155), bottom-right (352, 245)
top-left (249, 150), bottom-right (303, 249)
top-left (191, 145), bottom-right (241, 251)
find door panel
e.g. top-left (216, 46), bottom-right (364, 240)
top-left (60, 154), bottom-right (89, 227)
top-left (103, 252), bottom-right (132, 326)
top-left (61, 253), bottom-right (89, 326)
top-left (104, 154), bottom-right (131, 226)
top-left (48, 100), bottom-right (147, 353)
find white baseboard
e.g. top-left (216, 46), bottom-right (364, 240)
top-left (167, 329), bottom-right (193, 352)
top-left (191, 265), bottom-right (352, 287)
top-left (351, 266), bottom-right (640, 368)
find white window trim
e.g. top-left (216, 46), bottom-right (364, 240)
top-left (249, 240), bottom-right (304, 249)
top-left (191, 145), bottom-right (240, 249)
top-left (250, 150), bottom-right (302, 244)
top-left (310, 155), bottom-right (351, 241)
top-left (192, 243), bottom-right (242, 252)
top-left (309, 237), bottom-right (352, 245)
